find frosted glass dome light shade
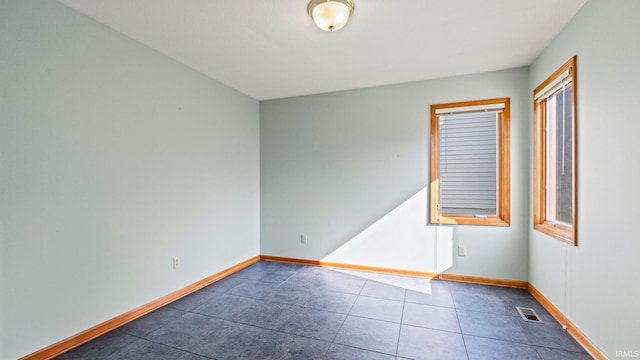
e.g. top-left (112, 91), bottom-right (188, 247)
top-left (308, 0), bottom-right (355, 32)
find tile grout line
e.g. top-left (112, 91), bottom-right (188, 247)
top-left (283, 265), bottom-right (337, 360)
top-left (325, 277), bottom-right (367, 353)
top-left (395, 287), bottom-right (407, 357)
top-left (452, 288), bottom-right (472, 360)
top-left (274, 266), bottom-right (321, 360)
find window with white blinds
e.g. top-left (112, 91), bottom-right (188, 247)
top-left (430, 98), bottom-right (510, 226)
top-left (533, 56), bottom-right (577, 245)
top-left (438, 111), bottom-right (498, 216)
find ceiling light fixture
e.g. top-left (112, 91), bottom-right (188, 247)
top-left (307, 0), bottom-right (355, 32)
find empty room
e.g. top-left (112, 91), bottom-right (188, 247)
top-left (1, 0), bottom-right (639, 359)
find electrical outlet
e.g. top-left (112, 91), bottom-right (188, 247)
top-left (457, 246), bottom-right (466, 256)
top-left (173, 257), bottom-right (181, 269)
top-left (301, 235), bottom-right (308, 244)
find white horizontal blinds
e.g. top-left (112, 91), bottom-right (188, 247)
top-left (534, 67), bottom-right (572, 102)
top-left (438, 111), bottom-right (499, 216)
top-left (435, 103), bottom-right (505, 115)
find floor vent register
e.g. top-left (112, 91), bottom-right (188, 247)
top-left (516, 306), bottom-right (543, 323)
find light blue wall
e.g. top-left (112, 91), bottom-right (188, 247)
top-left (529, 0), bottom-right (640, 356)
top-left (261, 68), bottom-right (530, 280)
top-left (0, 1), bottom-right (260, 358)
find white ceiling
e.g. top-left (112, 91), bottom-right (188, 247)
top-left (58, 0), bottom-right (587, 100)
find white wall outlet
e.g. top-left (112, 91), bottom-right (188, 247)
top-left (173, 257), bottom-right (181, 269)
top-left (301, 235), bottom-right (308, 244)
top-left (457, 246), bottom-right (466, 256)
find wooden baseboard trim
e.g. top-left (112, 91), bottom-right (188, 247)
top-left (20, 255), bottom-right (260, 360)
top-left (20, 254), bottom-right (603, 360)
top-left (260, 255), bottom-right (438, 279)
top-left (439, 273), bottom-right (529, 289)
top-left (528, 284), bottom-right (606, 360)
top-left (261, 255), bottom-right (528, 289)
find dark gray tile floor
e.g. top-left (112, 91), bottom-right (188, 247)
top-left (56, 261), bottom-right (592, 359)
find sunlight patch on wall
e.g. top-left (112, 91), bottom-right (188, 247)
top-left (322, 188), bottom-right (453, 274)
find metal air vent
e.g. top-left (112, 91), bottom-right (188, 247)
top-left (516, 306), bottom-right (543, 323)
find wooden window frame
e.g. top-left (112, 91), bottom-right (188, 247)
top-left (430, 98), bottom-right (510, 226)
top-left (533, 56), bottom-right (578, 245)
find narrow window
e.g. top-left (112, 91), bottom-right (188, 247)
top-left (534, 56), bottom-right (577, 245)
top-left (430, 98), bottom-right (510, 226)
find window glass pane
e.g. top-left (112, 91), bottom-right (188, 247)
top-left (546, 85), bottom-right (573, 225)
